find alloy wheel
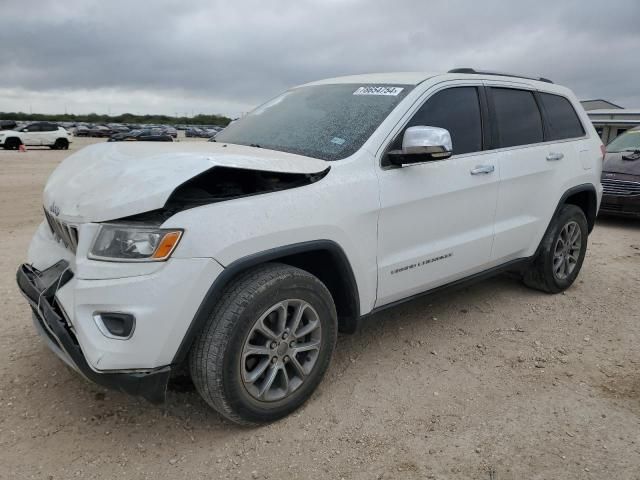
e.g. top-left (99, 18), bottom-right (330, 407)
top-left (241, 299), bottom-right (322, 402)
top-left (552, 220), bottom-right (581, 280)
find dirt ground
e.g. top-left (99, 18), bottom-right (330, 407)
top-left (1, 137), bottom-right (639, 480)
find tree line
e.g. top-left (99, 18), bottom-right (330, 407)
top-left (0, 112), bottom-right (232, 126)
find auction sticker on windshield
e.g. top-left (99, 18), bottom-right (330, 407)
top-left (353, 86), bottom-right (404, 96)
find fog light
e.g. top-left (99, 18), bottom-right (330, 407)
top-left (93, 312), bottom-right (135, 339)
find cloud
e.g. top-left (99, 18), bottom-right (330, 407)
top-left (1, 0), bottom-right (639, 116)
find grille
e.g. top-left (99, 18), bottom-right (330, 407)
top-left (44, 209), bottom-right (79, 253)
top-left (601, 178), bottom-right (640, 196)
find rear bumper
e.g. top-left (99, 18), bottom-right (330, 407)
top-left (16, 261), bottom-right (170, 403)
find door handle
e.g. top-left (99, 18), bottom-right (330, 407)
top-left (546, 152), bottom-right (564, 161)
top-left (470, 165), bottom-right (495, 175)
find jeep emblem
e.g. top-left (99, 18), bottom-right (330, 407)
top-left (49, 202), bottom-right (60, 216)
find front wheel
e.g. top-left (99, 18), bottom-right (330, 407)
top-left (189, 263), bottom-right (337, 425)
top-left (523, 204), bottom-right (588, 293)
top-left (3, 137), bottom-right (21, 150)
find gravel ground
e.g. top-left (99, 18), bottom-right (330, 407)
top-left (1, 137), bottom-right (639, 479)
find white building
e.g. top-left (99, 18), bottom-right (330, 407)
top-left (581, 99), bottom-right (640, 144)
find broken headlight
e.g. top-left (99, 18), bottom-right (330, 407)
top-left (88, 225), bottom-right (183, 262)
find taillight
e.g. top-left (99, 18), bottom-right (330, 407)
top-left (600, 144), bottom-right (606, 161)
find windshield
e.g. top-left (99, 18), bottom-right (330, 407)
top-left (607, 130), bottom-right (640, 152)
top-left (215, 84), bottom-right (413, 161)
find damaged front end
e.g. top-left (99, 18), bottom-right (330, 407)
top-left (122, 165), bottom-right (330, 223)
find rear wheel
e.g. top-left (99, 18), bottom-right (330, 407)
top-left (523, 204), bottom-right (588, 293)
top-left (53, 138), bottom-right (69, 150)
top-left (189, 263), bottom-right (337, 425)
top-left (3, 137), bottom-right (21, 150)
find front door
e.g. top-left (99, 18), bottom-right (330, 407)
top-left (376, 85), bottom-right (499, 307)
top-left (20, 124), bottom-right (41, 145)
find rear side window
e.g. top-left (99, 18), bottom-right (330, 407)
top-left (491, 88), bottom-right (543, 148)
top-left (400, 86), bottom-right (483, 155)
top-left (538, 93), bottom-right (585, 140)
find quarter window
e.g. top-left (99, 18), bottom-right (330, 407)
top-left (491, 88), bottom-right (543, 148)
top-left (398, 87), bottom-right (483, 155)
top-left (538, 93), bottom-right (585, 140)
top-left (39, 123), bottom-right (57, 132)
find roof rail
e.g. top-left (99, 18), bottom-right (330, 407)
top-left (447, 68), bottom-right (553, 84)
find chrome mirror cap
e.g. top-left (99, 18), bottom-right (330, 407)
top-left (402, 126), bottom-right (452, 156)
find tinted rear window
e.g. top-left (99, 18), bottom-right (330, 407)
top-left (492, 88), bottom-right (544, 148)
top-left (538, 93), bottom-right (585, 140)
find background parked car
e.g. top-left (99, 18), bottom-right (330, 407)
top-left (108, 128), bottom-right (173, 142)
top-left (0, 122), bottom-right (72, 149)
top-left (185, 127), bottom-right (203, 137)
top-left (73, 125), bottom-right (90, 137)
top-left (162, 126), bottom-right (178, 138)
top-left (108, 124), bottom-right (130, 134)
top-left (88, 125), bottom-right (113, 137)
top-left (0, 120), bottom-right (18, 131)
top-left (600, 126), bottom-right (640, 218)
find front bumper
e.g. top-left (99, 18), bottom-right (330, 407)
top-left (600, 194), bottom-right (640, 218)
top-left (16, 261), bottom-right (170, 403)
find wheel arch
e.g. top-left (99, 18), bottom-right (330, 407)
top-left (3, 136), bottom-right (23, 147)
top-left (560, 183), bottom-right (598, 233)
top-left (535, 183), bottom-right (598, 258)
top-left (172, 240), bottom-right (360, 365)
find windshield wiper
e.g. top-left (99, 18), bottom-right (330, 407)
top-left (610, 148), bottom-right (640, 153)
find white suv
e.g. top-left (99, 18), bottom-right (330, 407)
top-left (1, 122), bottom-right (72, 150)
top-left (17, 69), bottom-right (603, 424)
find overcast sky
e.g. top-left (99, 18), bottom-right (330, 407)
top-left (1, 0), bottom-right (639, 117)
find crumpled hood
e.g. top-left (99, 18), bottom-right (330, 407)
top-left (43, 142), bottom-right (328, 223)
top-left (603, 151), bottom-right (640, 176)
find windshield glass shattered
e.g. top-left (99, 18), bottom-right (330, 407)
top-left (215, 84), bottom-right (413, 161)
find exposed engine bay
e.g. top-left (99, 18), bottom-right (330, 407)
top-left (122, 166), bottom-right (329, 223)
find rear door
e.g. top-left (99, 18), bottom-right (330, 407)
top-left (376, 84), bottom-right (499, 306)
top-left (40, 123), bottom-right (59, 145)
top-left (487, 84), bottom-right (585, 262)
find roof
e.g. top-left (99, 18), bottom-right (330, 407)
top-left (302, 72), bottom-right (437, 86)
top-left (301, 71), bottom-right (558, 88)
top-left (580, 99), bottom-right (623, 110)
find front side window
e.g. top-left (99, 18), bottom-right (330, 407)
top-left (491, 88), bottom-right (543, 148)
top-left (538, 93), bottom-right (585, 140)
top-left (393, 86), bottom-right (483, 155)
top-left (215, 84), bottom-right (413, 161)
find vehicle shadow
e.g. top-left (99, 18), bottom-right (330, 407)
top-left (596, 214), bottom-right (640, 230)
top-left (157, 271), bottom-right (534, 428)
top-left (22, 269), bottom-right (554, 433)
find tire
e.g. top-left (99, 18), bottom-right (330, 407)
top-left (3, 137), bottom-right (21, 150)
top-left (523, 204), bottom-right (588, 293)
top-left (189, 263), bottom-right (338, 425)
top-left (53, 138), bottom-right (69, 150)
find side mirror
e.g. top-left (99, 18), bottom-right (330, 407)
top-left (388, 126), bottom-right (453, 166)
